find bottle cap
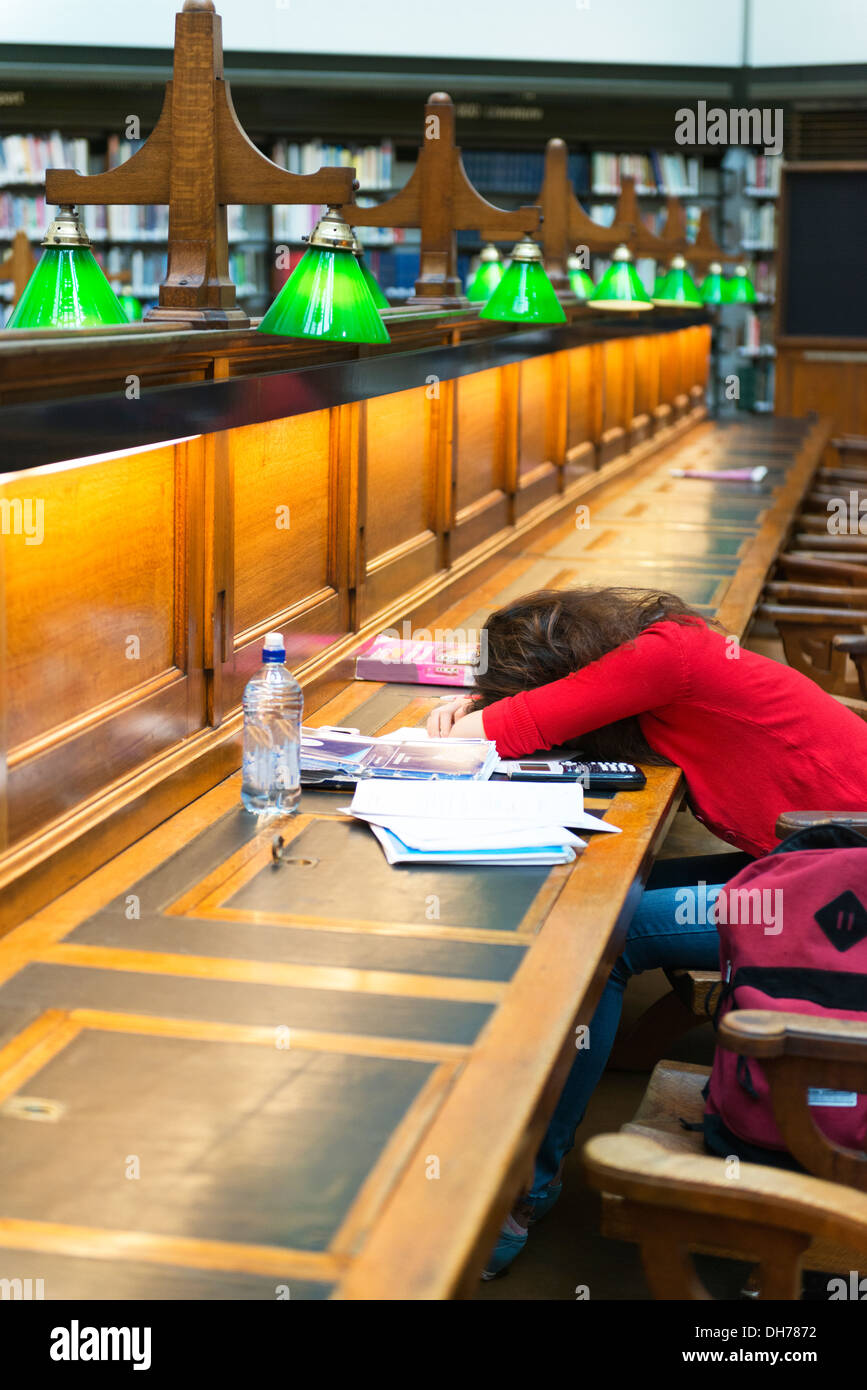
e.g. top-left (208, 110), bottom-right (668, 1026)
top-left (262, 631), bottom-right (286, 662)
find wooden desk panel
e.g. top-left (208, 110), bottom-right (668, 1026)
top-left (2, 439), bottom-right (208, 845)
top-left (232, 412), bottom-right (335, 636)
top-left (0, 323), bottom-right (711, 931)
top-left (0, 415), bottom-right (831, 1300)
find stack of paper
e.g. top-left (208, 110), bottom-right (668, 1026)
top-left (301, 726), bottom-right (498, 782)
top-left (345, 779), bottom-right (620, 866)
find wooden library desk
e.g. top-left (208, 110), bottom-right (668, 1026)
top-left (0, 414), bottom-right (829, 1299)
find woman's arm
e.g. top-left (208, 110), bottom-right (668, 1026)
top-left (480, 622), bottom-right (689, 757)
top-left (449, 708), bottom-right (486, 738)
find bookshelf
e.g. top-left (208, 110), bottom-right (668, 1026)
top-left (0, 124), bottom-right (728, 316)
top-left (714, 149), bottom-right (780, 417)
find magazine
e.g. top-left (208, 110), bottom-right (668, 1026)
top-left (300, 726), bottom-right (498, 782)
top-left (355, 634), bottom-right (479, 688)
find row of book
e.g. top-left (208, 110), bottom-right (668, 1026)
top-left (99, 246), bottom-right (166, 294)
top-left (0, 192), bottom-right (49, 238)
top-left (590, 151), bottom-right (701, 196)
top-left (739, 202), bottom-right (776, 247)
top-left (742, 310), bottom-right (774, 351)
top-left (743, 154), bottom-right (782, 193)
top-left (96, 243), bottom-right (269, 298)
top-left (461, 148), bottom-right (555, 193)
top-left (0, 132), bottom-right (92, 184)
top-left (272, 139), bottom-right (395, 190)
top-left (272, 199), bottom-right (422, 247)
top-left (88, 205), bottom-right (169, 240)
top-left (750, 259), bottom-right (776, 298)
top-left (228, 248), bottom-right (270, 296)
top-left (638, 202), bottom-right (703, 241)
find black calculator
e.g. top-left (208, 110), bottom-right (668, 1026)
top-left (498, 759), bottom-right (646, 790)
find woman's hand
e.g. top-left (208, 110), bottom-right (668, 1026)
top-left (426, 695), bottom-right (476, 738)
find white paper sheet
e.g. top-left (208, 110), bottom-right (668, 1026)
top-left (346, 811), bottom-right (587, 851)
top-left (351, 777), bottom-right (577, 820)
top-left (349, 777), bottom-right (619, 833)
top-left (367, 823), bottom-right (578, 866)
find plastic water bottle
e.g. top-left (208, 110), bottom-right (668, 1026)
top-left (241, 632), bottom-right (303, 815)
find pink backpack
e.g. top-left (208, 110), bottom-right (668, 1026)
top-left (704, 824), bottom-right (867, 1162)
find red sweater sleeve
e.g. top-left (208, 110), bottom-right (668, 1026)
top-left (481, 621), bottom-right (691, 757)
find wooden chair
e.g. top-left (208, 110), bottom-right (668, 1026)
top-left (832, 634), bottom-right (867, 699)
top-left (776, 553), bottom-right (866, 586)
top-left (755, 602), bottom-right (867, 706)
top-left (583, 810), bottom-right (867, 1300)
top-left (828, 435), bottom-right (867, 471)
top-left (763, 580), bottom-right (867, 608)
top-left (791, 533), bottom-right (867, 556)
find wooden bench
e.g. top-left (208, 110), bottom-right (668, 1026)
top-left (0, 414), bottom-right (833, 1300)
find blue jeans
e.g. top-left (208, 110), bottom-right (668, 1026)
top-left (528, 877), bottom-right (724, 1200)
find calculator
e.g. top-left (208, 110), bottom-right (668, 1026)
top-left (498, 759), bottom-right (646, 790)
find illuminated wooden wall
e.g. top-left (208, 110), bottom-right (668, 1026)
top-left (0, 321), bottom-right (709, 923)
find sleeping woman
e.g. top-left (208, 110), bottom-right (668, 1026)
top-left (426, 586), bottom-right (867, 1278)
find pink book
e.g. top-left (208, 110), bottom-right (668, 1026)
top-left (355, 635), bottom-right (478, 688)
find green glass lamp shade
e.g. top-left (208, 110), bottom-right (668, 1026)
top-left (653, 255), bottom-right (702, 307)
top-left (468, 255), bottom-right (505, 303)
top-left (567, 255), bottom-right (594, 300)
top-left (7, 206), bottom-right (127, 330)
top-left (259, 245), bottom-right (389, 342)
top-left (120, 294), bottom-right (143, 322)
top-left (258, 207), bottom-right (390, 344)
top-left (651, 270), bottom-right (668, 298)
top-left (479, 239), bottom-right (566, 324)
top-left (727, 264), bottom-right (757, 304)
top-left (699, 262), bottom-right (725, 306)
top-left (357, 256), bottom-right (390, 310)
top-left (588, 246), bottom-right (653, 311)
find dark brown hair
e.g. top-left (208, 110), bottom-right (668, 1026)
top-left (472, 586), bottom-right (717, 765)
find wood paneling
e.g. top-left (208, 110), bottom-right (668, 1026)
top-left (776, 347), bottom-right (867, 450)
top-left (233, 413), bottom-right (334, 635)
top-left (633, 334), bottom-right (660, 427)
top-left (3, 447), bottom-right (177, 749)
top-left (516, 354), bottom-right (560, 516)
top-left (364, 388), bottom-right (432, 562)
top-left (2, 439), bottom-right (207, 843)
top-left (452, 367), bottom-right (509, 559)
top-left (454, 368), bottom-right (503, 514)
top-left (565, 344), bottom-right (599, 470)
top-left (0, 322), bottom-right (709, 926)
top-left (360, 387), bottom-right (439, 618)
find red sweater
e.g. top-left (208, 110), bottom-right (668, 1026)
top-left (481, 618), bottom-right (867, 856)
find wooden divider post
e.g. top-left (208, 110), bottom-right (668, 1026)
top-left (44, 1), bottom-right (356, 328)
top-left (349, 92), bottom-right (542, 310)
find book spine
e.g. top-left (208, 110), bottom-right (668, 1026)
top-left (355, 656), bottom-right (475, 687)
